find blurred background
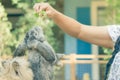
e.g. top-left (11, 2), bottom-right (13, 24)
top-left (0, 0), bottom-right (120, 80)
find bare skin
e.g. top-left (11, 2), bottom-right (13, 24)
top-left (33, 3), bottom-right (113, 49)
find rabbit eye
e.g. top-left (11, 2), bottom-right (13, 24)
top-left (33, 32), bottom-right (38, 38)
top-left (30, 32), bottom-right (33, 35)
top-left (35, 33), bottom-right (37, 36)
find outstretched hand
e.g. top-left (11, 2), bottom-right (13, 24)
top-left (33, 3), bottom-right (58, 18)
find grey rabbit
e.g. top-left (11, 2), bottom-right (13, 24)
top-left (13, 26), bottom-right (64, 80)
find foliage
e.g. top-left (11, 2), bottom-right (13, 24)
top-left (0, 0), bottom-right (64, 56)
top-left (0, 2), bottom-right (15, 55)
top-left (103, 0), bottom-right (120, 55)
top-left (11, 0), bottom-right (60, 51)
top-left (105, 0), bottom-right (120, 24)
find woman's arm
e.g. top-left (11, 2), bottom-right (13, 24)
top-left (33, 3), bottom-right (113, 48)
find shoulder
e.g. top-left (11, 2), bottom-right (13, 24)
top-left (107, 25), bottom-right (120, 43)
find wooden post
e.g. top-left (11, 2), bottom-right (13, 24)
top-left (61, 54), bottom-right (111, 80)
top-left (70, 54), bottom-right (76, 80)
top-left (82, 73), bottom-right (90, 80)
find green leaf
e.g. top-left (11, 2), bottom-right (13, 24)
top-left (34, 10), bottom-right (47, 17)
top-left (34, 13), bottom-right (39, 17)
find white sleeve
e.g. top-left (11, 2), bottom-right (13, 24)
top-left (107, 25), bottom-right (120, 43)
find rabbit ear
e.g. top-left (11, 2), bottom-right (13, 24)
top-left (12, 61), bottom-right (19, 70)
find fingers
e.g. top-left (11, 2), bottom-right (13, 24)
top-left (33, 3), bottom-right (40, 13)
top-left (33, 3), bottom-right (49, 13)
